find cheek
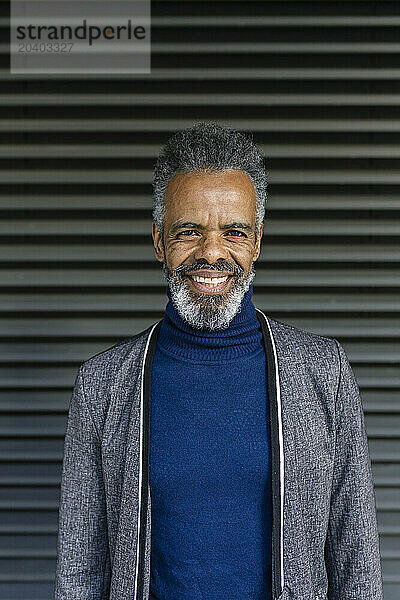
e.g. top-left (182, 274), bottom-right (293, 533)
top-left (165, 240), bottom-right (255, 266)
top-left (165, 242), bottom-right (192, 265)
top-left (231, 243), bottom-right (256, 260)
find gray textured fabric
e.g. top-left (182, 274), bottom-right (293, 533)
top-left (54, 311), bottom-right (384, 600)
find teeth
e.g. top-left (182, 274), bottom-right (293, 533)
top-left (192, 275), bottom-right (228, 287)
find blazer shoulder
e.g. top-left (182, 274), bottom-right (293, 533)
top-left (70, 321), bottom-right (162, 440)
top-left (264, 315), bottom-right (341, 392)
top-left (79, 321), bottom-right (160, 376)
top-left (259, 312), bottom-right (339, 368)
top-left (267, 314), bottom-right (336, 347)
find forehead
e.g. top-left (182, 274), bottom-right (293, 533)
top-left (164, 169), bottom-right (257, 217)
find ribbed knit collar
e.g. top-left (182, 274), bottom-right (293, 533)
top-left (156, 284), bottom-right (263, 363)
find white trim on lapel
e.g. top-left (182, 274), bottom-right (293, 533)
top-left (135, 321), bottom-right (160, 600)
top-left (256, 309), bottom-right (285, 593)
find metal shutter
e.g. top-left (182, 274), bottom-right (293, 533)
top-left (2, 1), bottom-right (399, 598)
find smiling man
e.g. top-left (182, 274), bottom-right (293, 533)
top-left (54, 122), bottom-right (384, 600)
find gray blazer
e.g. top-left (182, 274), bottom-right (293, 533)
top-left (54, 309), bottom-right (384, 600)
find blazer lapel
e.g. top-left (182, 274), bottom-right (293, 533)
top-left (259, 311), bottom-right (318, 598)
top-left (256, 308), bottom-right (285, 599)
top-left (106, 320), bottom-right (161, 600)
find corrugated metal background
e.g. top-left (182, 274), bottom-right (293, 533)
top-left (3, 1), bottom-right (399, 598)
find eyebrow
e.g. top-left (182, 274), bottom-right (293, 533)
top-left (171, 221), bottom-right (203, 233)
top-left (222, 222), bottom-right (254, 232)
top-left (170, 221), bottom-right (253, 235)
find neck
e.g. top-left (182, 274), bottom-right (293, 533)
top-left (157, 284), bottom-right (263, 363)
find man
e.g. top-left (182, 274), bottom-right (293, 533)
top-left (54, 122), bottom-right (384, 600)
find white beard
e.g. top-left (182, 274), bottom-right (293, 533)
top-left (162, 261), bottom-right (256, 331)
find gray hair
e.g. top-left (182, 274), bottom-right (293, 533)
top-left (152, 122), bottom-right (268, 241)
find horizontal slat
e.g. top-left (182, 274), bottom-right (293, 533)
top-left (3, 94), bottom-right (400, 106)
top-left (3, 491), bottom-right (400, 513)
top-left (2, 267), bottom-right (400, 287)
top-left (4, 69), bottom-right (400, 80)
top-left (71, 43), bottom-right (400, 55)
top-left (158, 16), bottom-right (400, 26)
top-left (0, 405), bottom-right (397, 432)
top-left (7, 16), bottom-right (400, 26)
top-left (5, 44), bottom-right (400, 56)
top-left (3, 341), bottom-right (400, 364)
top-left (0, 292), bottom-right (399, 313)
top-left (5, 118), bottom-right (400, 131)
top-left (3, 244), bottom-right (400, 263)
top-left (2, 317), bottom-right (400, 339)
top-left (5, 169), bottom-right (400, 184)
top-left (1, 394), bottom-right (398, 415)
top-left (0, 447), bottom-right (394, 472)
top-left (1, 458), bottom-right (398, 475)
top-left (7, 144), bottom-right (400, 158)
top-left (1, 195), bottom-right (400, 211)
top-left (2, 218), bottom-right (400, 236)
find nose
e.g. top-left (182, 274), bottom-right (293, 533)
top-left (193, 232), bottom-right (230, 265)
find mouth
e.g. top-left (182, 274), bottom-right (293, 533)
top-left (185, 272), bottom-right (234, 294)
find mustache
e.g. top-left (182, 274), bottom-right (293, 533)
top-left (174, 263), bottom-right (244, 277)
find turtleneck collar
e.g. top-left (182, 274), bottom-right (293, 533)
top-left (156, 284), bottom-right (263, 364)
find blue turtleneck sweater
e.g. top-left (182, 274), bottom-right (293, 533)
top-left (149, 284), bottom-right (272, 600)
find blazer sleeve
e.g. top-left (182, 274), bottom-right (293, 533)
top-left (325, 340), bottom-right (384, 600)
top-left (54, 366), bottom-right (110, 599)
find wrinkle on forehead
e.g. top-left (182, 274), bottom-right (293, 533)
top-left (164, 169), bottom-right (257, 221)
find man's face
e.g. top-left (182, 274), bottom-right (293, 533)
top-left (152, 169), bottom-right (263, 330)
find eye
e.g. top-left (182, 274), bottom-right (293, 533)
top-left (178, 229), bottom-right (197, 236)
top-left (227, 230), bottom-right (246, 237)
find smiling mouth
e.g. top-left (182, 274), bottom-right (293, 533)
top-left (186, 273), bottom-right (234, 293)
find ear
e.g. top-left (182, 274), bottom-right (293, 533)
top-left (253, 222), bottom-right (264, 262)
top-left (152, 221), bottom-right (165, 262)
